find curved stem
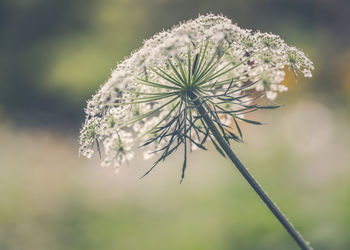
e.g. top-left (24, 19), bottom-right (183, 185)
top-left (188, 91), bottom-right (313, 250)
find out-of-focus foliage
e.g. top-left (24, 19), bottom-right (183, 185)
top-left (0, 0), bottom-right (350, 249)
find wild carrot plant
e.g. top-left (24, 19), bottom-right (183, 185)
top-left (79, 14), bottom-right (314, 249)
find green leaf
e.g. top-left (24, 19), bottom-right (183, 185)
top-left (232, 115), bottom-right (243, 139)
top-left (257, 105), bottom-right (282, 109)
top-left (236, 116), bottom-right (263, 125)
top-left (180, 156), bottom-right (187, 184)
top-left (95, 138), bottom-right (102, 158)
top-left (211, 139), bottom-right (226, 158)
top-left (192, 53), bottom-right (199, 75)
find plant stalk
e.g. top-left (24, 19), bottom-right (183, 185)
top-left (188, 91), bottom-right (312, 250)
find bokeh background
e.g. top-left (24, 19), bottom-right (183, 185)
top-left (1, 0), bottom-right (350, 249)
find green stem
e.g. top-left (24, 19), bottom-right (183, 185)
top-left (188, 91), bottom-right (313, 250)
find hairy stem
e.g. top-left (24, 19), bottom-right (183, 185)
top-left (188, 91), bottom-right (312, 250)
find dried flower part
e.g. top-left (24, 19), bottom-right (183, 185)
top-left (79, 14), bottom-right (314, 176)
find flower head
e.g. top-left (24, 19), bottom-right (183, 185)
top-left (79, 14), bottom-right (313, 179)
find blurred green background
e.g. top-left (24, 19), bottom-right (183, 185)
top-left (1, 0), bottom-right (350, 249)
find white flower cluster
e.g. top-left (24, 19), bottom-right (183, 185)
top-left (79, 14), bottom-right (314, 172)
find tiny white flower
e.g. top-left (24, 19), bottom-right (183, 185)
top-left (278, 84), bottom-right (288, 92)
top-left (270, 84), bottom-right (278, 91)
top-left (143, 150), bottom-right (154, 160)
top-left (266, 91), bottom-right (278, 100)
top-left (255, 82), bottom-right (265, 91)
